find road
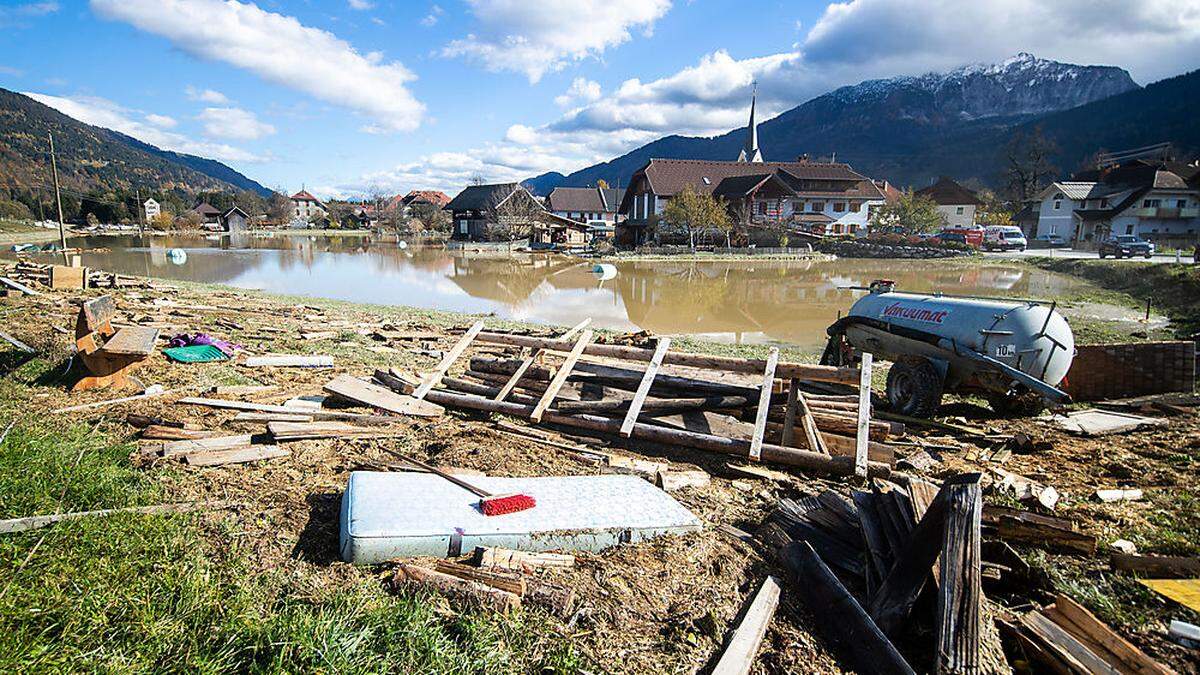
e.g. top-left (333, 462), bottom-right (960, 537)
top-left (982, 247), bottom-right (1196, 264)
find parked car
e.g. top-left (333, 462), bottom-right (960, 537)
top-left (1098, 235), bottom-right (1155, 259)
top-left (1035, 234), bottom-right (1067, 248)
top-left (932, 232), bottom-right (968, 245)
top-left (982, 225), bottom-right (1027, 252)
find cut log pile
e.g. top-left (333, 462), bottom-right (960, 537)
top-left (390, 546), bottom-right (576, 617)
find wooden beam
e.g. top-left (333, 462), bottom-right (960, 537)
top-left (530, 329), bottom-right (593, 423)
top-left (935, 476), bottom-right (983, 674)
top-left (796, 389), bottom-right (828, 455)
top-left (620, 337), bottom-right (671, 437)
top-left (1110, 553), bottom-right (1200, 578)
top-left (177, 397), bottom-right (398, 424)
top-left (494, 318), bottom-right (589, 403)
top-left (855, 352), bottom-right (873, 478)
top-left (711, 576), bottom-right (782, 675)
top-left (413, 320), bottom-right (484, 400)
top-left (183, 445), bottom-right (289, 466)
top-left (748, 348), bottom-right (779, 461)
top-left (1044, 594), bottom-right (1172, 675)
top-left (475, 331), bottom-right (860, 384)
top-left (324, 374), bottom-right (444, 417)
top-left (0, 330), bottom-right (35, 354)
top-left (780, 541), bottom-right (916, 675)
top-left (781, 378), bottom-right (799, 447)
top-left (0, 276), bottom-right (42, 296)
top-left (0, 501), bottom-right (225, 534)
top-left (161, 434), bottom-right (254, 457)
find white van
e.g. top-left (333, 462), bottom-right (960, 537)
top-left (982, 225), bottom-right (1027, 252)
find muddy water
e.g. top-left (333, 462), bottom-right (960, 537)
top-left (11, 233), bottom-right (1088, 348)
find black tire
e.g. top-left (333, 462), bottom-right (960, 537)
top-left (885, 358), bottom-right (944, 418)
top-left (1099, 251), bottom-right (1106, 258)
top-left (1144, 254), bottom-right (1152, 259)
top-left (987, 391), bottom-right (1045, 417)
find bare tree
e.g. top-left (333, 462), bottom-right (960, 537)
top-left (485, 186), bottom-right (544, 242)
top-left (468, 174), bottom-right (486, 186)
top-left (1003, 127), bottom-right (1059, 202)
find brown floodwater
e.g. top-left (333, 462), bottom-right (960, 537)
top-left (7, 233), bottom-right (1088, 348)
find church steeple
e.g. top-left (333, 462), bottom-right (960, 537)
top-left (737, 82), bottom-right (763, 163)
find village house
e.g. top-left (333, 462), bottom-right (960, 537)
top-left (546, 186), bottom-right (626, 226)
top-left (1031, 159), bottom-right (1200, 249)
top-left (616, 90), bottom-right (887, 246)
top-left (915, 176), bottom-right (983, 228)
top-left (142, 198), bottom-right (160, 223)
top-left (290, 189), bottom-right (327, 223)
top-left (189, 202), bottom-right (249, 232)
top-left (443, 182), bottom-right (584, 245)
top-left (191, 202), bottom-right (222, 227)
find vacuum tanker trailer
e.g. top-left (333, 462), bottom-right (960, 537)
top-left (822, 280), bottom-right (1075, 417)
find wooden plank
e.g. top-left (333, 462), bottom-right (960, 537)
top-left (161, 434), bottom-right (254, 457)
top-left (207, 384), bottom-right (277, 396)
top-left (433, 560), bottom-right (526, 595)
top-left (50, 264), bottom-right (86, 290)
top-left (530, 329), bottom-right (593, 423)
top-left (855, 352), bottom-right (873, 478)
top-left (475, 331), bottom-right (860, 384)
top-left (141, 425), bottom-right (222, 441)
top-left (413, 320), bottom-right (485, 400)
top-left (474, 546), bottom-right (575, 571)
top-left (494, 318), bottom-right (589, 402)
top-left (0, 330), bottom-right (35, 353)
top-left (1021, 611), bottom-right (1121, 675)
top-left (781, 378), bottom-right (799, 447)
top-left (1046, 594), bottom-right (1173, 675)
top-left (781, 541), bottom-right (916, 675)
top-left (323, 374), bottom-right (444, 417)
top-left (102, 326), bottom-right (160, 356)
top-left (748, 347), bottom-right (779, 462)
top-left (52, 387), bottom-right (173, 413)
top-left (243, 354), bottom-right (333, 368)
top-left (267, 420), bottom-right (406, 441)
top-left (0, 501), bottom-right (222, 534)
top-left (935, 475), bottom-right (982, 674)
top-left (620, 337), bottom-right (671, 437)
top-left (0, 276), bottom-right (42, 296)
top-left (232, 411), bottom-right (314, 423)
top-left (1111, 553), bottom-right (1200, 578)
top-left (711, 576), bottom-right (782, 675)
top-left (796, 389), bottom-right (828, 455)
top-left (183, 445), bottom-right (289, 466)
top-left (177, 397), bottom-right (397, 424)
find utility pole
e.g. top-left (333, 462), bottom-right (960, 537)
top-left (48, 133), bottom-right (68, 253)
top-left (136, 188), bottom-right (143, 233)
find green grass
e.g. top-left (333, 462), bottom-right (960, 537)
top-left (0, 419), bottom-right (585, 673)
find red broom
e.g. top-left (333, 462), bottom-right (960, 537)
top-left (392, 452), bottom-right (536, 516)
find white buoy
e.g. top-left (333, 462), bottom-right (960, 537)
top-left (166, 248), bottom-right (187, 265)
top-left (592, 263), bottom-right (617, 281)
top-left (398, 240), bottom-right (409, 250)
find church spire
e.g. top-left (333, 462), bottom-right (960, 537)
top-left (737, 82), bottom-right (763, 163)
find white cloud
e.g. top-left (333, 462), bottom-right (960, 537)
top-left (420, 4), bottom-right (443, 27)
top-left (145, 113), bottom-right (177, 128)
top-left (198, 107), bottom-right (275, 140)
top-left (0, 65), bottom-right (25, 77)
top-left (443, 0), bottom-right (672, 83)
top-left (347, 0), bottom-right (373, 9)
top-left (92, 0), bottom-right (425, 132)
top-left (554, 77), bottom-right (602, 107)
top-left (26, 92), bottom-right (264, 163)
top-left (185, 85), bottom-right (229, 104)
top-left (0, 2), bottom-right (59, 27)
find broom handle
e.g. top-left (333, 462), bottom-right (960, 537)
top-left (389, 451), bottom-right (492, 498)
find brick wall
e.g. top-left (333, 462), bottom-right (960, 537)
top-left (1062, 341), bottom-right (1197, 402)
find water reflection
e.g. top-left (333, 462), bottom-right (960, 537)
top-left (6, 234), bottom-right (1084, 347)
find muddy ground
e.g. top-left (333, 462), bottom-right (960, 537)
top-left (1, 265), bottom-right (1197, 673)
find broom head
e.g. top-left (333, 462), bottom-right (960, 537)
top-left (479, 493), bottom-right (536, 516)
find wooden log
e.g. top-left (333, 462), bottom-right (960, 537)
top-left (780, 541), bottom-right (916, 675)
top-left (556, 395), bottom-right (750, 414)
top-left (414, 387), bottom-right (891, 478)
top-left (413, 320), bottom-right (484, 399)
top-left (433, 560), bottom-right (526, 595)
top-left (488, 319), bottom-right (590, 402)
top-left (474, 546), bottom-right (575, 571)
top-left (748, 348), bottom-right (779, 462)
top-left (781, 378), bottom-right (799, 447)
top-left (530, 329), bottom-right (593, 423)
top-left (474, 331), bottom-right (860, 384)
top-left (471, 357), bottom-right (555, 381)
top-left (936, 475), bottom-right (983, 674)
top-left (177, 397), bottom-right (399, 424)
top-left (711, 576), bottom-right (782, 675)
top-left (183, 445), bottom-right (289, 467)
top-left (1110, 553), bottom-right (1200, 578)
top-left (855, 352), bottom-right (873, 478)
top-left (765, 423), bottom-right (894, 464)
top-left (324, 374), bottom-right (444, 417)
top-left (655, 469), bottom-right (711, 492)
top-left (620, 337), bottom-right (671, 437)
top-left (0, 501), bottom-right (224, 534)
top-left (982, 506), bottom-right (1096, 555)
top-left (391, 563), bottom-right (520, 613)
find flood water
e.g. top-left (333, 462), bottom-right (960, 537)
top-left (9, 233), bottom-right (1087, 349)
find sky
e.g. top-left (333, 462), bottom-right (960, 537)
top-left (2, 0), bottom-right (1199, 199)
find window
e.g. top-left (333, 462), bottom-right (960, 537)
top-left (1143, 199), bottom-right (1160, 208)
top-left (1100, 198), bottom-right (1109, 208)
top-left (811, 202), bottom-right (825, 212)
top-left (955, 206), bottom-right (964, 215)
top-left (1053, 200), bottom-right (1062, 210)
top-left (757, 201), bottom-right (767, 215)
top-left (833, 202), bottom-right (845, 213)
top-left (1126, 224), bottom-right (1134, 234)
top-left (850, 202), bottom-right (861, 212)
top-left (458, 220), bottom-right (468, 235)
top-left (1177, 199), bottom-right (1187, 209)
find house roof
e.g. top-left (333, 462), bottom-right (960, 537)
top-left (402, 190), bottom-right (451, 207)
top-left (191, 202), bottom-right (221, 216)
top-left (290, 190), bottom-right (323, 204)
top-left (1074, 188), bottom-right (1152, 223)
top-left (1046, 182), bottom-right (1100, 200)
top-left (915, 177), bottom-right (983, 206)
top-left (546, 186), bottom-right (628, 213)
top-left (444, 183), bottom-right (543, 212)
top-left (711, 174), bottom-right (780, 199)
top-left (222, 206), bottom-right (249, 219)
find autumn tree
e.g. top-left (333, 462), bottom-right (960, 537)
top-left (409, 202), bottom-right (450, 233)
top-left (662, 185), bottom-right (731, 248)
top-left (1003, 127), bottom-right (1059, 201)
top-left (974, 188), bottom-right (1014, 227)
top-left (266, 188), bottom-right (292, 223)
top-left (869, 190), bottom-right (945, 234)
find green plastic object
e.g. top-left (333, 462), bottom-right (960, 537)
top-left (163, 345), bottom-right (228, 363)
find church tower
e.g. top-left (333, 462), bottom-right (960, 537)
top-left (737, 84), bottom-right (763, 163)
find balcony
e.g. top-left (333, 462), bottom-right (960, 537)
top-left (1131, 207), bottom-right (1198, 219)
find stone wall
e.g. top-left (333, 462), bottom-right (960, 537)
top-left (1063, 341), bottom-right (1196, 401)
top-left (816, 239), bottom-right (970, 259)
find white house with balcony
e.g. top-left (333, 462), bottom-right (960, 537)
top-left (1032, 161), bottom-right (1199, 248)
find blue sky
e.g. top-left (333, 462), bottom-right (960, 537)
top-left (2, 0), bottom-right (1199, 198)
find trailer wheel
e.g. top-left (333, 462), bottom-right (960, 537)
top-left (885, 358), bottom-right (944, 418)
top-left (987, 392), bottom-right (1045, 417)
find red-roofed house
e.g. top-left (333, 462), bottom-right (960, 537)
top-left (290, 190), bottom-right (327, 222)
